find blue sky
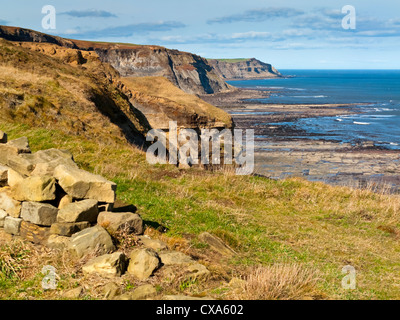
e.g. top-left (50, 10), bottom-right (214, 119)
top-left (1, 0), bottom-right (400, 69)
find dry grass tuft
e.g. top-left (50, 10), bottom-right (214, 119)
top-left (234, 264), bottom-right (319, 300)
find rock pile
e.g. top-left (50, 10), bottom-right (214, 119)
top-left (0, 131), bottom-right (212, 299)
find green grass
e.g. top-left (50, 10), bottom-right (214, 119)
top-left (1, 121), bottom-right (400, 300)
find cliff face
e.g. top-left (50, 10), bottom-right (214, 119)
top-left (95, 47), bottom-right (231, 95)
top-left (208, 58), bottom-right (282, 80)
top-left (0, 26), bottom-right (232, 146)
top-left (0, 26), bottom-right (78, 49)
top-left (0, 26), bottom-right (231, 96)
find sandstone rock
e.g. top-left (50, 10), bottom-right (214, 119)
top-left (0, 209), bottom-right (8, 227)
top-left (47, 234), bottom-right (70, 250)
top-left (4, 216), bottom-right (22, 235)
top-left (50, 222), bottom-right (91, 237)
top-left (21, 202), bottom-right (58, 226)
top-left (57, 199), bottom-right (99, 223)
top-left (68, 226), bottom-right (115, 258)
top-left (128, 284), bottom-right (157, 300)
top-left (127, 248), bottom-right (161, 280)
top-left (0, 137), bottom-right (30, 168)
top-left (0, 189), bottom-right (22, 217)
top-left (139, 236), bottom-right (168, 251)
top-left (54, 165), bottom-right (116, 203)
top-left (97, 212), bottom-right (143, 235)
top-left (7, 168), bottom-right (26, 188)
top-left (159, 251), bottom-right (210, 281)
top-left (58, 195), bottom-right (73, 209)
top-left (7, 137), bottom-right (30, 154)
top-left (0, 131), bottom-right (7, 143)
top-left (0, 165), bottom-right (8, 187)
top-left (62, 287), bottom-right (84, 299)
top-left (103, 282), bottom-right (121, 300)
top-left (6, 153), bottom-right (35, 176)
top-left (199, 232), bottom-right (235, 257)
top-left (0, 145), bottom-right (18, 166)
top-left (20, 220), bottom-right (50, 244)
top-left (184, 263), bottom-right (210, 280)
top-left (28, 149), bottom-right (78, 176)
top-left (11, 176), bottom-right (56, 202)
top-left (159, 251), bottom-right (195, 266)
top-left (82, 252), bottom-right (128, 277)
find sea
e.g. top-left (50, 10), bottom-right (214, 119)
top-left (227, 70), bottom-right (400, 150)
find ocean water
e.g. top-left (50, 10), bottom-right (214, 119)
top-left (227, 70), bottom-right (400, 150)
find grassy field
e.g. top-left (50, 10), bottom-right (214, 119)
top-left (1, 121), bottom-right (400, 300)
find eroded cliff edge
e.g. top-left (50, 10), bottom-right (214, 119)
top-left (208, 58), bottom-right (282, 80)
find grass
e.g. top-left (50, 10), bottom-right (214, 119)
top-left (1, 121), bottom-right (400, 300)
top-left (208, 58), bottom-right (251, 63)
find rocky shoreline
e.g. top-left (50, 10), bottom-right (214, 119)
top-left (202, 89), bottom-right (400, 194)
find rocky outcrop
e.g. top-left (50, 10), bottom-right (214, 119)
top-left (95, 47), bottom-right (231, 95)
top-left (208, 58), bottom-right (282, 80)
top-left (0, 26), bottom-right (78, 49)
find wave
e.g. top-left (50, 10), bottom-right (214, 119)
top-left (353, 121), bottom-right (371, 125)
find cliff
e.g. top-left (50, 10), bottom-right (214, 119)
top-left (208, 58), bottom-right (282, 80)
top-left (0, 26), bottom-right (232, 147)
top-left (0, 26), bottom-right (231, 96)
top-left (95, 47), bottom-right (232, 95)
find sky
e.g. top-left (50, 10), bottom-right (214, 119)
top-left (1, 0), bottom-right (400, 69)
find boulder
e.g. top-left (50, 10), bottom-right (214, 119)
top-left (54, 165), bottom-right (116, 203)
top-left (0, 145), bottom-right (16, 166)
top-left (127, 248), bottom-right (161, 280)
top-left (0, 137), bottom-right (31, 172)
top-left (68, 226), bottom-right (115, 258)
top-left (184, 263), bottom-right (210, 280)
top-left (0, 165), bottom-right (8, 187)
top-left (159, 251), bottom-right (195, 266)
top-left (103, 282), bottom-right (122, 300)
top-left (198, 232), bottom-right (236, 257)
top-left (50, 222), bottom-right (91, 237)
top-left (0, 209), bottom-right (8, 227)
top-left (0, 131), bottom-right (7, 143)
top-left (159, 251), bottom-right (210, 281)
top-left (0, 188), bottom-right (22, 218)
top-left (28, 149), bottom-right (78, 176)
top-left (82, 252), bottom-right (128, 277)
top-left (5, 153), bottom-right (35, 176)
top-left (20, 220), bottom-right (50, 244)
top-left (6, 137), bottom-right (30, 154)
top-left (58, 194), bottom-right (73, 209)
top-left (21, 202), bottom-right (58, 226)
top-left (119, 284), bottom-right (157, 300)
top-left (139, 236), bottom-right (168, 251)
top-left (47, 234), bottom-right (70, 250)
top-left (7, 168), bottom-right (26, 188)
top-left (4, 216), bottom-right (22, 235)
top-left (62, 287), bottom-right (84, 299)
top-left (57, 199), bottom-right (99, 223)
top-left (11, 176), bottom-right (56, 202)
top-left (97, 212), bottom-right (143, 235)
